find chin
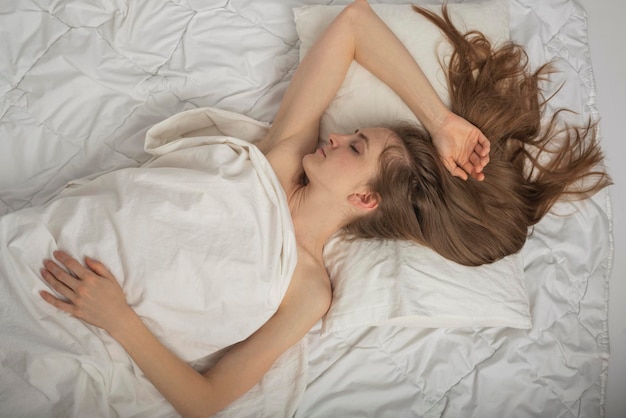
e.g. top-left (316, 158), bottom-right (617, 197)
top-left (302, 153), bottom-right (316, 172)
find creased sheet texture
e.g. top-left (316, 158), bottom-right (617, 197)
top-left (0, 108), bottom-right (303, 417)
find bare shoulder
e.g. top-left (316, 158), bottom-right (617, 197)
top-left (281, 245), bottom-right (332, 320)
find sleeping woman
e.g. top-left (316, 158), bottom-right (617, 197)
top-left (37, 0), bottom-right (609, 416)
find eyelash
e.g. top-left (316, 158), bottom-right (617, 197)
top-left (350, 144), bottom-right (360, 154)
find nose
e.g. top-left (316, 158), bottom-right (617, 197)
top-left (328, 133), bottom-right (347, 148)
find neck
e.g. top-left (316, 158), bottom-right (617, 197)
top-left (289, 185), bottom-right (352, 260)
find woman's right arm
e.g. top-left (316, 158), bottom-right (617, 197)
top-left (262, 0), bottom-right (489, 187)
top-left (334, 0), bottom-right (490, 180)
top-left (259, 1), bottom-right (359, 192)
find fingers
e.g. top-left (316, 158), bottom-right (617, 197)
top-left (469, 153), bottom-right (482, 171)
top-left (468, 136), bottom-right (490, 180)
top-left (476, 133), bottom-right (491, 157)
top-left (462, 156), bottom-right (486, 181)
top-left (470, 170), bottom-right (485, 182)
top-left (435, 114), bottom-right (490, 181)
top-left (53, 251), bottom-right (91, 279)
top-left (460, 161), bottom-right (476, 180)
top-left (39, 251), bottom-right (107, 308)
top-left (85, 256), bottom-right (115, 281)
top-left (41, 259), bottom-right (80, 297)
top-left (476, 137), bottom-right (490, 171)
top-left (471, 136), bottom-right (490, 163)
top-left (453, 167), bottom-right (469, 181)
top-left (446, 156), bottom-right (488, 182)
top-left (40, 290), bottom-right (75, 314)
top-left (441, 156), bottom-right (465, 180)
top-left (449, 161), bottom-right (469, 181)
top-left (469, 151), bottom-right (488, 176)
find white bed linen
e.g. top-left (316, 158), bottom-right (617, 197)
top-left (0, 0), bottom-right (612, 417)
top-left (296, 0), bottom-right (612, 416)
top-left (0, 108), bottom-right (305, 417)
top-left (297, 191), bottom-right (611, 417)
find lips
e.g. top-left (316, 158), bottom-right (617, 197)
top-left (318, 147), bottom-right (326, 157)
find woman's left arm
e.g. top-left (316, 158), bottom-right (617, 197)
top-left (40, 250), bottom-right (330, 418)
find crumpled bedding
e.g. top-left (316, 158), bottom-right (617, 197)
top-left (0, 0), bottom-right (611, 417)
top-left (297, 192), bottom-right (611, 417)
top-left (296, 1), bottom-right (612, 416)
top-left (0, 107), bottom-right (306, 417)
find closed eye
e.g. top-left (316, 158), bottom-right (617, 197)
top-left (350, 144), bottom-right (360, 154)
top-left (354, 129), bottom-right (370, 152)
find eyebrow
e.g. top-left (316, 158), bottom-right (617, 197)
top-left (355, 129), bottom-right (370, 149)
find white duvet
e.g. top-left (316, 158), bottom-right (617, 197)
top-left (0, 108), bottom-right (306, 417)
top-left (0, 0), bottom-right (611, 417)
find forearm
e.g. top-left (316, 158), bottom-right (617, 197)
top-left (41, 252), bottom-right (316, 417)
top-left (111, 310), bottom-right (287, 418)
top-left (349, 0), bottom-right (450, 134)
top-left (111, 312), bottom-right (217, 418)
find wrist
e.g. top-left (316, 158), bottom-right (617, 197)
top-left (423, 106), bottom-right (452, 139)
top-left (107, 306), bottom-right (141, 342)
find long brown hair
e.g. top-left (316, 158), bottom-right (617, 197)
top-left (344, 5), bottom-right (611, 266)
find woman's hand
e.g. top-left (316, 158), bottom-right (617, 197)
top-left (430, 111), bottom-right (490, 181)
top-left (40, 251), bottom-right (132, 334)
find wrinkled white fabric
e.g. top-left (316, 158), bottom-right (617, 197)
top-left (295, 1), bottom-right (612, 417)
top-left (0, 0), bottom-right (611, 417)
top-left (297, 190), bottom-right (611, 418)
top-left (0, 107), bottom-right (305, 417)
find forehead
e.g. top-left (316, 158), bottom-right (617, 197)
top-left (360, 127), bottom-right (400, 148)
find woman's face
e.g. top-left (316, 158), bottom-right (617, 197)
top-left (303, 127), bottom-right (398, 199)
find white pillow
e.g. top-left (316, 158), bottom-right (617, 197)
top-left (294, 0), bottom-right (510, 142)
top-left (322, 237), bottom-right (530, 333)
top-left (294, 1), bottom-right (531, 333)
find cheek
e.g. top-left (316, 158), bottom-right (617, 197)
top-left (342, 158), bottom-right (379, 189)
top-left (366, 158), bottom-right (381, 179)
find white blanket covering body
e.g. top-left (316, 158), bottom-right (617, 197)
top-left (0, 108), bottom-right (306, 417)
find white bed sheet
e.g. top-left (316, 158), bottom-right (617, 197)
top-left (0, 0), bottom-right (612, 417)
top-left (0, 107), bottom-right (307, 418)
